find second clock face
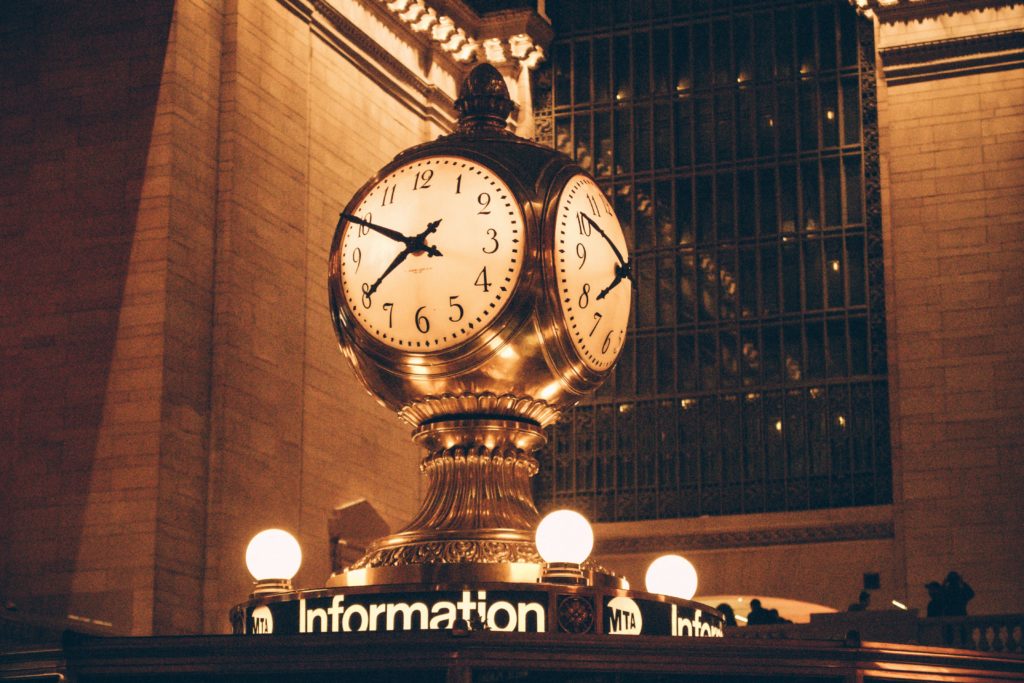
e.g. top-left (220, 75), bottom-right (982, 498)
top-left (555, 175), bottom-right (632, 371)
top-left (337, 156), bottom-right (524, 352)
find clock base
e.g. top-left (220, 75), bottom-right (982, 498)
top-left (329, 417), bottom-right (544, 585)
top-left (326, 416), bottom-right (628, 590)
top-left (405, 418), bottom-right (544, 531)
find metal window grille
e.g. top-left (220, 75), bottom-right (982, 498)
top-left (533, 0), bottom-right (890, 521)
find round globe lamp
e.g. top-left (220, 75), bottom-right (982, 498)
top-left (645, 554), bottom-right (698, 600)
top-left (246, 529), bottom-right (302, 595)
top-left (535, 510), bottom-right (593, 585)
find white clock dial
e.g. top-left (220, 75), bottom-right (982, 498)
top-left (555, 175), bottom-right (632, 371)
top-left (338, 156), bottom-right (524, 351)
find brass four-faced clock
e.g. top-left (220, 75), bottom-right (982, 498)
top-left (327, 64), bottom-right (631, 587)
top-left (553, 174), bottom-right (631, 371)
top-left (336, 156), bottom-right (524, 351)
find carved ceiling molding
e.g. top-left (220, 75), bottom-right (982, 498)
top-left (880, 28), bottom-right (1024, 83)
top-left (306, 0), bottom-right (458, 127)
top-left (596, 521), bottom-right (895, 555)
top-left (850, 0), bottom-right (1024, 23)
top-left (372, 0), bottom-right (551, 69)
top-left (299, 0), bottom-right (552, 130)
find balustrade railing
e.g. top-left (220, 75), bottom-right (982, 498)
top-left (918, 614), bottom-right (1024, 654)
top-left (728, 612), bottom-right (1024, 654)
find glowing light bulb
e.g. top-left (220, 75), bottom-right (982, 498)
top-left (535, 510), bottom-right (593, 565)
top-left (246, 529), bottom-right (302, 581)
top-left (645, 554), bottom-right (698, 600)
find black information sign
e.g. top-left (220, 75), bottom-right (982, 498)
top-left (602, 595), bottom-right (724, 637)
top-left (240, 585), bottom-right (724, 638)
top-left (246, 589), bottom-right (548, 635)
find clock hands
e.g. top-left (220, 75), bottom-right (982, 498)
top-left (596, 261), bottom-right (632, 301)
top-left (340, 212), bottom-right (443, 258)
top-left (363, 251), bottom-right (411, 301)
top-left (361, 218), bottom-right (443, 302)
top-left (580, 212), bottom-right (633, 300)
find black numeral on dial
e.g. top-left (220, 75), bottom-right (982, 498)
top-left (413, 169), bottom-right (433, 190)
top-left (483, 228), bottom-right (499, 254)
top-left (448, 295), bottom-right (464, 322)
top-left (475, 267), bottom-right (491, 292)
top-left (579, 283), bottom-right (590, 309)
top-left (577, 212), bottom-right (591, 236)
top-left (415, 306), bottom-right (430, 333)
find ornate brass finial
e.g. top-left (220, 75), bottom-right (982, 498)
top-left (455, 63), bottom-right (514, 133)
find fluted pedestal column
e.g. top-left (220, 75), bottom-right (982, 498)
top-left (328, 419), bottom-right (547, 586)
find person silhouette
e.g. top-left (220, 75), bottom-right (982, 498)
top-left (716, 603), bottom-right (737, 627)
top-left (847, 590), bottom-right (871, 611)
top-left (942, 571), bottom-right (974, 616)
top-left (746, 599), bottom-right (772, 625)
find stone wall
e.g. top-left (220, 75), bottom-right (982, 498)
top-left (1, 0), bottom-right (179, 636)
top-left (199, 0), bottom-right (453, 633)
top-left (876, 3), bottom-right (1024, 616)
top-left (0, 0), bottom-right (458, 635)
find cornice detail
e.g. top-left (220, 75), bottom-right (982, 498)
top-left (379, 0), bottom-right (550, 70)
top-left (880, 28), bottom-right (1024, 83)
top-left (596, 521), bottom-right (894, 555)
top-left (304, 0), bottom-right (551, 134)
top-left (881, 28), bottom-right (1023, 64)
top-left (850, 0), bottom-right (1024, 23)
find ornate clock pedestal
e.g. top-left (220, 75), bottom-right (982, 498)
top-left (231, 64), bottom-right (724, 640)
top-left (329, 417), bottom-right (546, 586)
top-left (318, 62), bottom-right (634, 590)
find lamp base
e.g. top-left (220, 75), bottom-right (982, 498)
top-left (541, 562), bottom-right (587, 585)
top-left (250, 578), bottom-right (293, 596)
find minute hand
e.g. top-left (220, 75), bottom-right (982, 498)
top-left (341, 212), bottom-right (414, 246)
top-left (340, 212), bottom-right (442, 257)
top-left (581, 212), bottom-right (629, 268)
top-left (581, 212), bottom-right (633, 300)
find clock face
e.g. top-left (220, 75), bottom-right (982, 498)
top-left (555, 175), bottom-right (631, 371)
top-left (337, 156), bottom-right (524, 351)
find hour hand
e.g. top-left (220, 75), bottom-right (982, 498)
top-left (341, 212), bottom-right (412, 246)
top-left (596, 260), bottom-right (632, 301)
top-left (364, 249), bottom-right (411, 300)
